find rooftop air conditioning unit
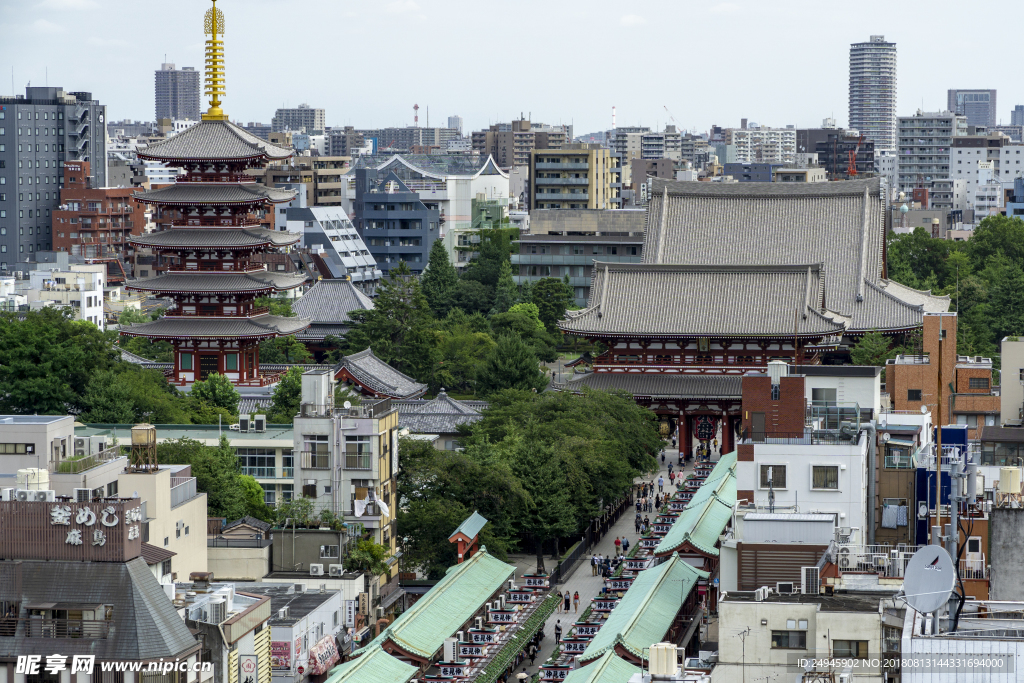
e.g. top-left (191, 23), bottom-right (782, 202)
top-left (329, 564), bottom-right (344, 577)
top-left (507, 580), bottom-right (515, 591)
top-left (278, 607), bottom-right (289, 620)
top-left (474, 617), bottom-right (483, 630)
top-left (15, 490), bottom-right (30, 502)
top-left (375, 607), bottom-right (384, 619)
top-left (776, 582), bottom-right (795, 594)
top-left (75, 449), bottom-right (86, 457)
top-left (802, 566), bottom-right (820, 595)
top-left (229, 424), bottom-right (240, 431)
top-left (0, 488), bottom-right (14, 501)
top-left (75, 438), bottom-right (87, 449)
top-left (239, 414), bottom-right (251, 433)
top-left (74, 488), bottom-right (92, 503)
top-left (34, 491), bottom-right (55, 502)
top-left (310, 564), bottom-right (324, 576)
top-left (254, 415), bottom-right (266, 433)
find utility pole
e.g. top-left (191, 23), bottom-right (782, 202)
top-left (934, 315), bottom-right (944, 546)
top-left (737, 627), bottom-right (751, 683)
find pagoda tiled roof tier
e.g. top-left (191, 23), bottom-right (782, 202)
top-left (644, 177), bottom-right (949, 333)
top-left (128, 227), bottom-right (299, 249)
top-left (136, 120), bottom-right (293, 163)
top-left (133, 182), bottom-right (296, 207)
top-left (125, 270), bottom-right (307, 295)
top-left (560, 262), bottom-right (847, 338)
top-left (119, 314), bottom-right (310, 341)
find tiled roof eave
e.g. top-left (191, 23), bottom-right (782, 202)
top-left (136, 151), bottom-right (268, 163)
top-left (559, 327), bottom-right (844, 339)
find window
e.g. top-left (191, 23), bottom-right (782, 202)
top-left (106, 480), bottom-right (118, 497)
top-left (771, 631), bottom-right (806, 649)
top-left (812, 387), bottom-right (837, 405)
top-left (907, 389), bottom-right (922, 401)
top-left (320, 545), bottom-right (339, 559)
top-left (812, 465), bottom-right (839, 490)
top-left (956, 414), bottom-right (979, 428)
top-left (225, 353), bottom-right (238, 371)
top-left (237, 448), bottom-right (276, 477)
top-left (833, 641), bottom-right (868, 658)
top-left (760, 464), bottom-right (786, 489)
top-left (771, 384), bottom-right (780, 400)
top-left (161, 559), bottom-right (172, 577)
top-left (180, 353), bottom-right (193, 370)
top-left (968, 377), bottom-right (989, 390)
top-left (345, 435), bottom-right (371, 469)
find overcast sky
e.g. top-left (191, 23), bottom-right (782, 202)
top-left (2, 0), bottom-right (1021, 135)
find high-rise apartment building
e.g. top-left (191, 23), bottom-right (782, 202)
top-left (724, 126), bottom-right (797, 163)
top-left (608, 126), bottom-right (683, 162)
top-left (947, 89), bottom-right (997, 129)
top-left (154, 63), bottom-right (200, 121)
top-left (470, 119), bottom-right (568, 168)
top-left (896, 110), bottom-right (966, 192)
top-left (529, 144), bottom-right (621, 210)
top-left (0, 86), bottom-right (108, 268)
top-left (849, 35), bottom-right (897, 153)
top-left (1012, 105), bottom-right (1024, 126)
top-left (272, 103), bottom-right (325, 134)
top-left (447, 115), bottom-right (463, 135)
top-left (328, 126), bottom-right (365, 156)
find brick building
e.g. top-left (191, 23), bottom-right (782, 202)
top-left (53, 161), bottom-right (146, 259)
top-left (886, 312), bottom-right (958, 419)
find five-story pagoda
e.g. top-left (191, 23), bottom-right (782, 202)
top-left (122, 0), bottom-right (309, 386)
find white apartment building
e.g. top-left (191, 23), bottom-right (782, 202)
top-left (973, 161), bottom-right (1004, 219)
top-left (950, 138), bottom-right (1024, 199)
top-left (26, 263), bottom-right (105, 329)
top-left (896, 110), bottom-right (966, 193)
top-left (286, 206), bottom-right (381, 292)
top-left (724, 126), bottom-right (797, 163)
top-left (849, 35), bottom-right (898, 153)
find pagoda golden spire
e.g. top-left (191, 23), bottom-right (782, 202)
top-left (202, 0), bottom-right (227, 120)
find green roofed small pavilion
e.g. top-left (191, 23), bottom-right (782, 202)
top-left (448, 510), bottom-right (488, 563)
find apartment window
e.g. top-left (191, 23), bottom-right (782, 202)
top-left (320, 545), bottom-right (339, 559)
top-left (237, 449), bottom-right (276, 477)
top-left (759, 464), bottom-right (786, 489)
top-left (812, 465), bottom-right (839, 490)
top-left (771, 384), bottom-right (780, 401)
top-left (968, 377), bottom-right (989, 390)
top-left (106, 480), bottom-right (118, 497)
top-left (907, 389), bottom-right (922, 401)
top-left (956, 414), bottom-right (979, 429)
top-left (771, 631), bottom-right (806, 649)
top-left (833, 641), bottom-right (869, 658)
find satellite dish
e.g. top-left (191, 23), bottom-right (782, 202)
top-left (920, 405), bottom-right (929, 415)
top-left (902, 546), bottom-right (955, 614)
top-left (343, 401), bottom-right (351, 410)
top-left (881, 433), bottom-right (891, 443)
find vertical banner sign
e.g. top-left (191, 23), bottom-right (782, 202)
top-left (239, 655), bottom-right (258, 683)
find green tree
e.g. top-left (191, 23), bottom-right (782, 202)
top-left (343, 261), bottom-right (437, 380)
top-left (120, 335), bottom-right (174, 362)
top-left (80, 365), bottom-right (192, 424)
top-left (433, 312), bottom-right (496, 394)
top-left (420, 239), bottom-right (459, 316)
top-left (190, 373), bottom-right (240, 415)
top-left (259, 335), bottom-right (313, 364)
top-left (343, 539), bottom-right (392, 577)
top-left (276, 496), bottom-right (316, 527)
top-left (255, 296), bottom-right (295, 317)
top-left (476, 333), bottom-right (547, 396)
top-left (460, 227), bottom-right (518, 289)
top-left (989, 263), bottom-right (1024, 340)
top-left (490, 259), bottom-right (517, 315)
top-left (117, 307), bottom-right (155, 326)
top-left (0, 308), bottom-right (119, 415)
top-left (532, 277), bottom-right (574, 332)
top-left (239, 475), bottom-right (275, 522)
top-left (158, 436), bottom-right (247, 519)
top-left (266, 366), bottom-right (303, 423)
top-left (850, 330), bottom-right (899, 367)
top-left (449, 279), bottom-right (494, 315)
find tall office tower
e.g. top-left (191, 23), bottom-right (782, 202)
top-left (447, 115), bottom-right (463, 135)
top-left (947, 89), bottom-right (997, 128)
top-left (0, 86), bottom-right (107, 266)
top-left (1012, 105), bottom-right (1024, 126)
top-left (849, 35), bottom-right (897, 153)
top-left (154, 63), bottom-right (201, 121)
top-left (272, 104), bottom-right (325, 134)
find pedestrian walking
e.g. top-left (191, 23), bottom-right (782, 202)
top-left (635, 497), bottom-right (641, 513)
top-left (573, 591), bottom-right (580, 613)
top-left (658, 476), bottom-right (664, 493)
top-left (554, 620), bottom-right (562, 643)
top-left (635, 515), bottom-right (641, 534)
top-left (563, 590), bottom-right (571, 613)
top-left (614, 536), bottom-right (622, 554)
top-left (644, 515), bottom-right (650, 528)
top-left (527, 642), bottom-right (538, 665)
top-left (622, 538), bottom-right (630, 554)
top-left (591, 554), bottom-right (598, 576)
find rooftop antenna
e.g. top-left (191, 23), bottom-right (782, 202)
top-left (413, 104), bottom-right (419, 126)
top-left (900, 545), bottom-right (955, 633)
top-left (613, 106), bottom-right (616, 129)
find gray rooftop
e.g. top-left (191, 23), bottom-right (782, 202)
top-left (338, 348), bottom-right (427, 399)
top-left (562, 373), bottom-right (742, 399)
top-left (396, 391), bottom-right (483, 434)
top-left (120, 314), bottom-right (310, 340)
top-left (722, 590), bottom-right (884, 612)
top-left (134, 182), bottom-right (296, 206)
top-left (292, 279), bottom-right (373, 324)
top-left (644, 178), bottom-right (949, 333)
top-left (560, 263), bottom-right (847, 338)
top-left (0, 415), bottom-right (71, 425)
top-left (130, 227), bottom-right (299, 249)
top-left (136, 119), bottom-right (293, 162)
top-left (0, 557), bottom-right (198, 661)
top-left (235, 584), bottom-right (340, 625)
top-left (126, 270), bottom-right (307, 295)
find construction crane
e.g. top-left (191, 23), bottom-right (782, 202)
top-left (663, 105), bottom-right (678, 126)
top-left (847, 135), bottom-right (865, 177)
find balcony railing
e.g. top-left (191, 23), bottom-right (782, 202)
top-left (834, 544), bottom-right (925, 577)
top-left (51, 446), bottom-right (123, 474)
top-left (344, 454), bottom-right (372, 470)
top-left (960, 557), bottom-right (988, 579)
top-left (170, 476), bottom-right (198, 508)
top-left (301, 451), bottom-right (331, 470)
top-left (165, 306), bottom-right (270, 318)
top-left (13, 617), bottom-right (111, 639)
top-left (742, 430), bottom-right (861, 445)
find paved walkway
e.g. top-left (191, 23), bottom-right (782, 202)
top-left (507, 443), bottom-right (689, 678)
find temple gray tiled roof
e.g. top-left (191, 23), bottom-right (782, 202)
top-left (292, 279), bottom-right (374, 324)
top-left (0, 557), bottom-right (198, 661)
top-left (336, 348), bottom-right (427, 399)
top-left (561, 373), bottom-right (742, 399)
top-left (396, 390), bottom-right (483, 434)
top-left (120, 314), bottom-right (310, 340)
top-left (126, 270), bottom-right (307, 294)
top-left (134, 182), bottom-right (296, 206)
top-left (136, 119), bottom-right (293, 162)
top-left (130, 227), bottom-right (299, 249)
top-left (561, 263), bottom-right (847, 338)
top-left (643, 178), bottom-right (949, 333)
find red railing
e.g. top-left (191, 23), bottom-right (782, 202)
top-left (164, 306), bottom-right (270, 318)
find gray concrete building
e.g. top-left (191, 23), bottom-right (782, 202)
top-left (0, 86), bottom-right (107, 270)
top-left (513, 209), bottom-right (645, 304)
top-left (154, 63), bottom-right (200, 122)
top-left (352, 168), bottom-right (440, 276)
top-left (849, 35), bottom-right (898, 152)
top-left (896, 110), bottom-right (966, 192)
top-left (948, 89), bottom-right (997, 129)
top-left (272, 104), bottom-right (326, 134)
